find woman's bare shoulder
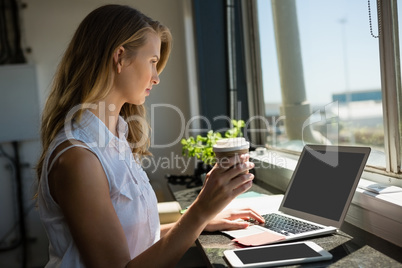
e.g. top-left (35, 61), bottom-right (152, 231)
top-left (49, 140), bottom-right (95, 164)
top-left (48, 140), bottom-right (108, 204)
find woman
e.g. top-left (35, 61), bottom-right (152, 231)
top-left (36, 4), bottom-right (263, 267)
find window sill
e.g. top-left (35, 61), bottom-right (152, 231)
top-left (250, 150), bottom-right (402, 247)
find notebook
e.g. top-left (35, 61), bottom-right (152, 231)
top-left (224, 144), bottom-right (371, 246)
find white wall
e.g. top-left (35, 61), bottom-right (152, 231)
top-left (0, 0), bottom-right (194, 266)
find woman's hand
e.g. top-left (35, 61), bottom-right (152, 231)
top-left (190, 154), bottom-right (256, 222)
top-left (129, 154), bottom-right (256, 268)
top-left (204, 208), bottom-right (265, 232)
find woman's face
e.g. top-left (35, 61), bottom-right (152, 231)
top-left (113, 33), bottom-right (161, 106)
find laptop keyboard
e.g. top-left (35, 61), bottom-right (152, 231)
top-left (261, 213), bottom-right (324, 236)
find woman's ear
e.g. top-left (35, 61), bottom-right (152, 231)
top-left (113, 46), bottom-right (125, 74)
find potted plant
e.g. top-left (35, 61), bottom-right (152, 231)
top-left (180, 120), bottom-right (246, 180)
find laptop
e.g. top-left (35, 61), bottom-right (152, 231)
top-left (224, 144), bottom-right (371, 246)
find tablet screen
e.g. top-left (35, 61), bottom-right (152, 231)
top-left (234, 243), bottom-right (321, 264)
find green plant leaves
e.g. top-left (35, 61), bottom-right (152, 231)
top-left (181, 119), bottom-right (245, 165)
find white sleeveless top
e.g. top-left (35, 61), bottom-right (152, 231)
top-left (38, 110), bottom-right (160, 267)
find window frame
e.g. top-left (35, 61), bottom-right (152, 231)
top-left (243, 0), bottom-right (402, 180)
top-left (378, 0), bottom-right (402, 175)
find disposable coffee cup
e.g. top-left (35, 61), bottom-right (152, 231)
top-left (213, 137), bottom-right (250, 170)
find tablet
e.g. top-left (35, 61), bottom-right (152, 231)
top-left (224, 241), bottom-right (332, 268)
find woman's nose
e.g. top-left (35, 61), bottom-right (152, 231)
top-left (152, 71), bottom-right (160, 85)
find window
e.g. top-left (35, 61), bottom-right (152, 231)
top-left (252, 0), bottom-right (402, 178)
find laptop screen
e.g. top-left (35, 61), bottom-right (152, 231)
top-left (281, 146), bottom-right (368, 222)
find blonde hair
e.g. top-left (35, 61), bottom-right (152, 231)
top-left (36, 5), bottom-right (172, 184)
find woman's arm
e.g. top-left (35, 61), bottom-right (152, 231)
top-left (49, 145), bottom-right (133, 268)
top-left (50, 145), bottom-right (255, 268)
top-left (160, 223), bottom-right (175, 237)
top-left (130, 157), bottom-right (257, 267)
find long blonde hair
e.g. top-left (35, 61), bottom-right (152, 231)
top-left (36, 5), bottom-right (172, 184)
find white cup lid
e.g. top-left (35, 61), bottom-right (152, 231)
top-left (213, 137), bottom-right (250, 152)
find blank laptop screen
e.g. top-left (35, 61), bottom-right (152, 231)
top-left (282, 149), bottom-right (366, 221)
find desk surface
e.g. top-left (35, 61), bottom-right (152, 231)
top-left (171, 183), bottom-right (402, 268)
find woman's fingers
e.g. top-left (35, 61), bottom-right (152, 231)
top-left (192, 154), bottom-right (256, 220)
top-left (224, 161), bottom-right (254, 180)
top-left (235, 209), bottom-right (265, 223)
top-left (228, 172), bottom-right (254, 194)
top-left (226, 208), bottom-right (265, 224)
top-left (204, 218), bottom-right (249, 232)
top-left (203, 208), bottom-right (265, 232)
top-left (214, 153), bottom-right (250, 174)
top-left (205, 160), bottom-right (254, 191)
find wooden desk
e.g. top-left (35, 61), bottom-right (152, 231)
top-left (171, 183), bottom-right (402, 267)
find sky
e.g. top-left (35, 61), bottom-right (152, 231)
top-left (257, 0), bottom-right (386, 105)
